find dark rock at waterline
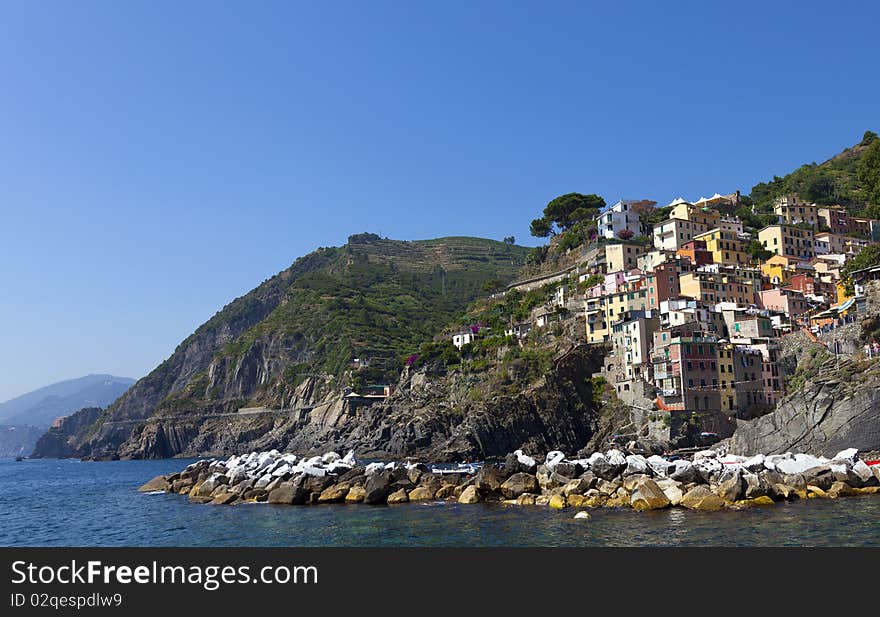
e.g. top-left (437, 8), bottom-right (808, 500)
top-left (553, 461), bottom-right (580, 478)
top-left (138, 475), bottom-right (171, 492)
top-left (802, 466), bottom-right (835, 491)
top-left (504, 452), bottom-right (536, 475)
top-left (500, 473), bottom-right (540, 499)
top-left (474, 465), bottom-right (506, 493)
top-left (364, 470), bottom-right (393, 504)
top-left (337, 466), bottom-right (366, 483)
top-left (590, 457), bottom-right (625, 481)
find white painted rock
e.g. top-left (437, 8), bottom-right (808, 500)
top-left (574, 511), bottom-right (591, 520)
top-left (625, 455), bottom-right (649, 475)
top-left (254, 474), bottom-right (273, 489)
top-left (340, 450), bottom-right (358, 466)
top-left (606, 449), bottom-right (626, 466)
top-left (271, 464), bottom-right (291, 477)
top-left (365, 463), bottom-right (385, 475)
top-left (646, 455), bottom-right (671, 477)
top-left (833, 448), bottom-right (859, 463)
top-left (300, 465), bottom-right (327, 477)
top-left (322, 451), bottom-right (340, 464)
top-left (544, 451), bottom-right (565, 470)
top-left (514, 449), bottom-right (537, 469)
top-left (852, 461), bottom-right (874, 483)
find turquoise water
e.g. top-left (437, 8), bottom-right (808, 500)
top-left (2, 457), bottom-right (879, 547)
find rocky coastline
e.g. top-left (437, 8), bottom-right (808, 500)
top-left (140, 446), bottom-right (880, 514)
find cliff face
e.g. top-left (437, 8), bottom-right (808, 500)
top-left (107, 344), bottom-right (606, 462)
top-left (31, 407), bottom-right (104, 458)
top-left (32, 235), bottom-right (530, 460)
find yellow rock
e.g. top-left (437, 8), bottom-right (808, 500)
top-left (854, 486), bottom-right (880, 495)
top-left (458, 485), bottom-right (480, 504)
top-left (408, 486), bottom-right (436, 501)
top-left (746, 496), bottom-right (775, 506)
top-left (567, 494), bottom-right (587, 508)
top-left (548, 494), bottom-right (567, 509)
top-left (516, 493), bottom-right (537, 506)
top-left (807, 485), bottom-right (827, 499)
top-left (345, 485), bottom-right (366, 503)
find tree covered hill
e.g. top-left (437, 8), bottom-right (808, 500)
top-left (35, 234), bottom-right (529, 458)
top-left (748, 130), bottom-right (880, 216)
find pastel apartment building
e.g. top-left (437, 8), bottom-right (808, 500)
top-left (758, 224), bottom-right (815, 261)
top-left (595, 199), bottom-right (646, 240)
top-left (774, 195), bottom-right (820, 227)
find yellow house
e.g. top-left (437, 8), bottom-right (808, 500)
top-left (604, 242), bottom-right (643, 273)
top-left (760, 255), bottom-right (793, 285)
top-left (694, 228), bottom-right (749, 266)
top-left (836, 280), bottom-right (853, 304)
top-left (679, 271), bottom-right (757, 305)
top-left (758, 224), bottom-right (815, 261)
top-left (584, 287), bottom-right (652, 343)
top-left (670, 202), bottom-right (722, 229)
top-left (717, 343), bottom-right (738, 415)
top-left (773, 196), bottom-right (820, 227)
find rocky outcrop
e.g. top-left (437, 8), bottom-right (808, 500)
top-left (87, 343), bottom-right (607, 462)
top-left (725, 353), bottom-right (880, 458)
top-left (34, 236), bottom-right (529, 460)
top-left (142, 446), bottom-right (880, 514)
top-left (31, 407), bottom-right (104, 459)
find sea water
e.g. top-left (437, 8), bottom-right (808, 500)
top-left (1, 457), bottom-right (878, 547)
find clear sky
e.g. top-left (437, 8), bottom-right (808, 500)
top-left (0, 1), bottom-right (877, 402)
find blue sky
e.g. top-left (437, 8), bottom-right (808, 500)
top-left (0, 1), bottom-right (877, 402)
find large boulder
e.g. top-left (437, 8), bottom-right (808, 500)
top-left (669, 460), bottom-right (700, 484)
top-left (363, 470), bottom-right (393, 504)
top-left (387, 488), bottom-right (409, 504)
top-left (743, 473), bottom-right (770, 499)
top-left (646, 455), bottom-right (671, 477)
top-left (630, 478), bottom-right (671, 511)
top-left (408, 486), bottom-right (436, 501)
top-left (504, 451), bottom-right (536, 475)
top-left (680, 486), bottom-right (725, 511)
top-left (500, 473), bottom-right (540, 499)
top-left (624, 455), bottom-right (650, 477)
top-left (138, 476), bottom-right (171, 492)
top-left (553, 461), bottom-right (580, 478)
top-left (852, 461), bottom-right (878, 487)
top-left (715, 470), bottom-right (744, 502)
top-left (458, 485), bottom-right (480, 504)
top-left (267, 482), bottom-right (308, 505)
top-left (317, 483), bottom-right (350, 504)
top-left (590, 454), bottom-right (626, 481)
top-left (345, 485), bottom-right (366, 503)
top-left (474, 465), bottom-right (506, 493)
top-left (802, 466), bottom-right (835, 491)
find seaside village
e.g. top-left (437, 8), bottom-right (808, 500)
top-left (453, 193), bottom-right (880, 441)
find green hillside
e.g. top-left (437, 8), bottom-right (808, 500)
top-left (748, 130), bottom-right (880, 216)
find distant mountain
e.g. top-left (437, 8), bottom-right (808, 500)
top-left (0, 425), bottom-right (45, 458)
top-left (0, 375), bottom-right (135, 428)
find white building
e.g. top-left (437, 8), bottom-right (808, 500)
top-left (653, 218), bottom-right (712, 251)
top-left (452, 330), bottom-right (477, 349)
top-left (595, 200), bottom-right (644, 240)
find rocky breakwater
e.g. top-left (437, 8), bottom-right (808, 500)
top-left (139, 447), bottom-right (880, 513)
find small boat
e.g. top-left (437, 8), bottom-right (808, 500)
top-left (15, 456), bottom-right (24, 462)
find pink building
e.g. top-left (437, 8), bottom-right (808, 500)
top-left (757, 288), bottom-right (808, 316)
